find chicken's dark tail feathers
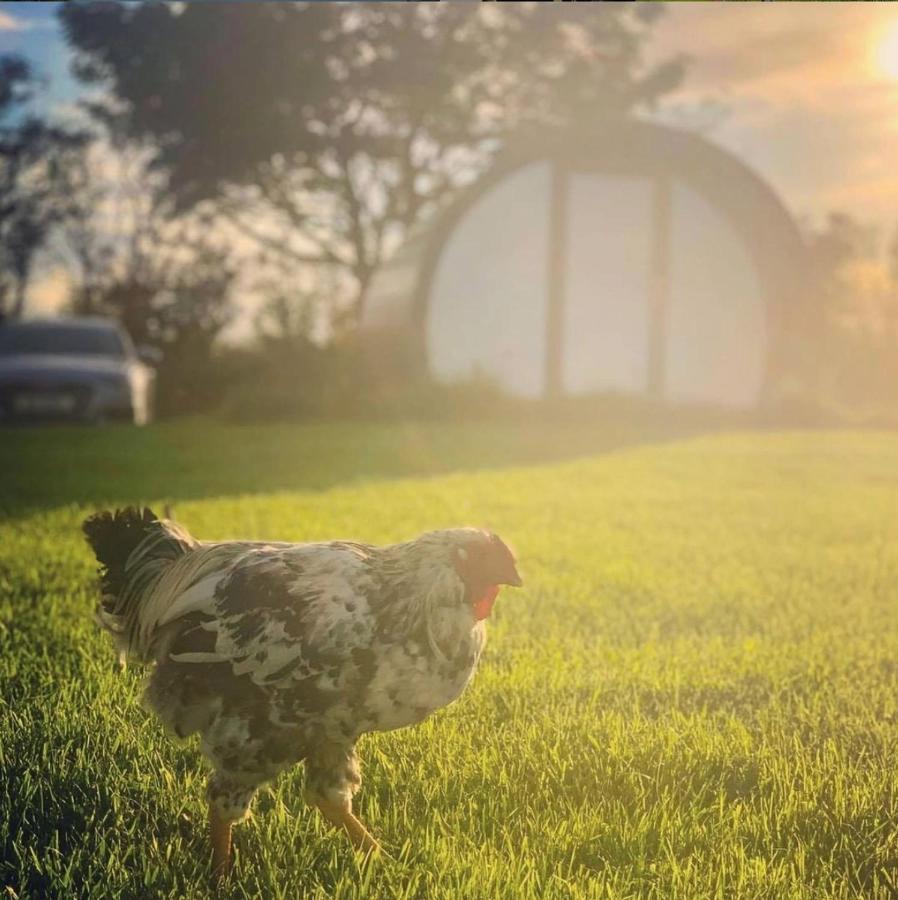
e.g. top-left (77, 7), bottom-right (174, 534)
top-left (83, 506), bottom-right (197, 664)
top-left (83, 506), bottom-right (160, 611)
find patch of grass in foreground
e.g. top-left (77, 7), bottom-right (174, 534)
top-left (2, 424), bottom-right (898, 898)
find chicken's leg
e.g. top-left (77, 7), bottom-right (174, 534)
top-left (316, 799), bottom-right (383, 854)
top-left (209, 804), bottom-right (233, 879)
top-left (206, 771), bottom-right (258, 880)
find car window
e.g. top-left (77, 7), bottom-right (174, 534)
top-left (0, 324), bottom-right (126, 357)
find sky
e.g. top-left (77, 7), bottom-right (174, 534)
top-left (650, 3), bottom-right (898, 232)
top-left (0, 3), bottom-right (78, 116)
top-left (2, 1), bottom-right (898, 313)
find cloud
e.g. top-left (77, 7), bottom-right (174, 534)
top-left (649, 4), bottom-right (898, 227)
top-left (655, 5), bottom-right (897, 104)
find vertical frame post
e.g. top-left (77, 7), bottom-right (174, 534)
top-left (647, 175), bottom-right (672, 399)
top-left (545, 162), bottom-right (569, 399)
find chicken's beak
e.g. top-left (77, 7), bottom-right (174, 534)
top-left (502, 564), bottom-right (523, 588)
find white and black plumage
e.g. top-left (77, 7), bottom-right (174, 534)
top-left (82, 507), bottom-right (522, 877)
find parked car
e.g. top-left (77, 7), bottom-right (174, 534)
top-left (0, 317), bottom-right (158, 425)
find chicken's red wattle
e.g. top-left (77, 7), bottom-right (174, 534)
top-left (473, 584), bottom-right (500, 621)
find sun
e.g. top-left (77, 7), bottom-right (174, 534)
top-left (876, 20), bottom-right (898, 80)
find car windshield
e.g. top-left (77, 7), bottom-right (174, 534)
top-left (0, 323), bottom-right (126, 358)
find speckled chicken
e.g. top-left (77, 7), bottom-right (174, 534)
top-left (82, 507), bottom-right (521, 877)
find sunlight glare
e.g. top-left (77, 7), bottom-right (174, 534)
top-left (876, 20), bottom-right (898, 80)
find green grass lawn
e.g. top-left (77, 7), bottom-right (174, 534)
top-left (2, 421), bottom-right (898, 898)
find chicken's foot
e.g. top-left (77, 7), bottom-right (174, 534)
top-left (316, 799), bottom-right (383, 855)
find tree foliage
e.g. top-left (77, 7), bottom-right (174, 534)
top-left (799, 213), bottom-right (898, 416)
top-left (0, 55), bottom-right (85, 318)
top-left (59, 131), bottom-right (234, 346)
top-left (60, 3), bottom-right (684, 321)
top-left (54, 120), bottom-right (237, 414)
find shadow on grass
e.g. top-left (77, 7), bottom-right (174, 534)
top-left (0, 413), bottom-right (734, 518)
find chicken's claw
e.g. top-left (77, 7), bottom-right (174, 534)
top-left (316, 799), bottom-right (386, 857)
